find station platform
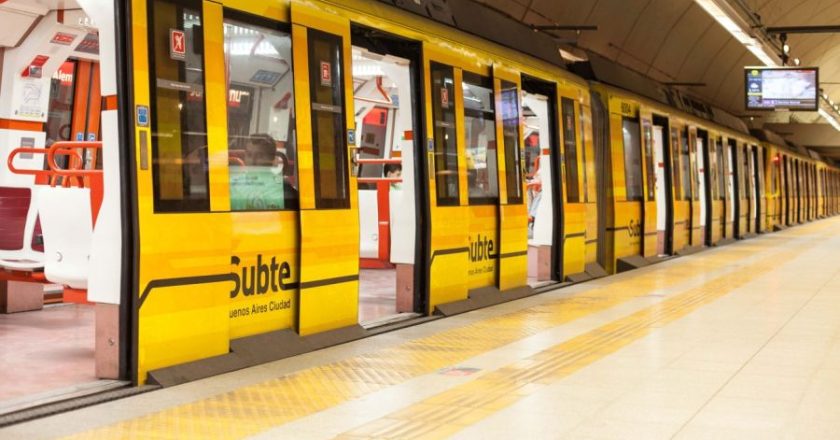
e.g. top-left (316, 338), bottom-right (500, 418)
top-left (4, 219), bottom-right (840, 439)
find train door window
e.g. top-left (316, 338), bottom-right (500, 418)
top-left (653, 125), bottom-right (668, 255)
top-left (680, 130), bottom-right (691, 200)
top-left (351, 40), bottom-right (418, 326)
top-left (622, 118), bottom-right (643, 201)
top-left (308, 30), bottom-right (349, 209)
top-left (727, 140), bottom-right (736, 223)
top-left (501, 80), bottom-right (522, 204)
top-left (431, 63), bottom-right (459, 206)
top-left (580, 102), bottom-right (591, 203)
top-left (671, 129), bottom-right (681, 200)
top-left (643, 122), bottom-right (655, 201)
top-left (463, 72), bottom-right (498, 204)
top-left (696, 133), bottom-right (707, 227)
top-left (149, 0), bottom-right (210, 212)
top-left (223, 17), bottom-right (298, 211)
top-left (716, 139), bottom-right (725, 201)
top-left (561, 97), bottom-right (579, 203)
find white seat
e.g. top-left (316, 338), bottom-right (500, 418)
top-left (0, 187), bottom-right (45, 271)
top-left (37, 186), bottom-right (92, 289)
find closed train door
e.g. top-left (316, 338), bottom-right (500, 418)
top-left (726, 139), bottom-right (737, 238)
top-left (291, 5), bottom-right (360, 335)
top-left (350, 26), bottom-right (426, 327)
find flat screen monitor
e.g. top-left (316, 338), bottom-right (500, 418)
top-left (745, 67), bottom-right (818, 111)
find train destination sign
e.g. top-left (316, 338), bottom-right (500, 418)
top-left (745, 67), bottom-right (818, 111)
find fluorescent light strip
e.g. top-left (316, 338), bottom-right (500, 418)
top-left (819, 108), bottom-right (840, 131)
top-left (696, 0), bottom-right (840, 131)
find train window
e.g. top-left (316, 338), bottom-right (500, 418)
top-left (223, 18), bottom-right (298, 211)
top-left (561, 97), bottom-right (579, 203)
top-left (501, 80), bottom-right (522, 205)
top-left (717, 140), bottom-right (726, 200)
top-left (431, 63), bottom-right (459, 206)
top-left (643, 121), bottom-right (655, 201)
top-left (622, 117), bottom-right (643, 202)
top-left (680, 130), bottom-right (691, 200)
top-left (580, 103), bottom-right (591, 203)
top-left (463, 72), bottom-right (498, 204)
top-left (46, 60), bottom-right (77, 147)
top-left (308, 30), bottom-right (349, 209)
top-left (671, 130), bottom-right (681, 201)
top-left (149, 0), bottom-right (210, 212)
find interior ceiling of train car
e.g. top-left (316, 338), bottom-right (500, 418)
top-left (471, 0), bottom-right (840, 159)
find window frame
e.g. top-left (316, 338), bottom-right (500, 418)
top-left (560, 97), bottom-right (580, 203)
top-left (147, 0), bottom-right (212, 213)
top-left (621, 116), bottom-right (644, 202)
top-left (222, 9), bottom-right (299, 212)
top-left (500, 79), bottom-right (523, 205)
top-left (307, 28), bottom-right (350, 210)
top-left (430, 61), bottom-right (460, 207)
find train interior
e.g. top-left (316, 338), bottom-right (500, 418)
top-left (351, 40), bottom-right (420, 327)
top-left (0, 1), bottom-right (124, 414)
top-left (651, 119), bottom-right (672, 256)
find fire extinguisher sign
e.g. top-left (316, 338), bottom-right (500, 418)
top-left (320, 61), bottom-right (332, 87)
top-left (170, 29), bottom-right (186, 61)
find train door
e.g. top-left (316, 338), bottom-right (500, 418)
top-left (652, 119), bottom-right (672, 256)
top-left (679, 127), bottom-right (692, 247)
top-left (747, 145), bottom-right (756, 233)
top-left (696, 130), bottom-right (711, 246)
top-left (522, 77), bottom-right (561, 286)
top-left (350, 27), bottom-right (425, 328)
top-left (727, 140), bottom-right (739, 238)
top-left (783, 155), bottom-right (790, 226)
top-left (796, 160), bottom-right (802, 223)
top-left (753, 147), bottom-right (763, 232)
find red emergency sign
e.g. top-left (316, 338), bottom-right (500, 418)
top-left (170, 29), bottom-right (186, 60)
top-left (320, 61), bottom-right (332, 86)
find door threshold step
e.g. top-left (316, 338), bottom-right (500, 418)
top-left (360, 312), bottom-right (422, 330)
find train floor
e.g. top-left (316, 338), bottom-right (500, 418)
top-left (0, 303), bottom-right (97, 411)
top-left (5, 218), bottom-right (840, 439)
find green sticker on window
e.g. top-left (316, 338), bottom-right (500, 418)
top-left (229, 167), bottom-right (285, 211)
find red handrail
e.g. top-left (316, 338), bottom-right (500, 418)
top-left (356, 158), bottom-right (402, 165)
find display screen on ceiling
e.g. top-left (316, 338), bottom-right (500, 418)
top-left (745, 67), bottom-right (818, 111)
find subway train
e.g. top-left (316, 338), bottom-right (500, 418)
top-left (1, 0), bottom-right (838, 393)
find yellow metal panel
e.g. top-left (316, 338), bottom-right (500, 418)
top-left (467, 205), bottom-right (498, 290)
top-left (229, 211), bottom-right (299, 339)
top-left (292, 25), bottom-right (315, 210)
top-left (215, 0), bottom-right (289, 21)
top-left (454, 68), bottom-right (468, 205)
top-left (204, 1), bottom-right (231, 212)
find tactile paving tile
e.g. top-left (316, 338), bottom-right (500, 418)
top-left (65, 234), bottom-right (803, 440)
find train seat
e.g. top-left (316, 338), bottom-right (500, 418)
top-left (0, 187), bottom-right (45, 271)
top-left (38, 186), bottom-right (93, 290)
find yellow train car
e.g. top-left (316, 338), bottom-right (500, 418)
top-left (124, 0), bottom-right (601, 384)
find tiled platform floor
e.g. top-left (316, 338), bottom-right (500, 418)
top-left (4, 218), bottom-right (840, 439)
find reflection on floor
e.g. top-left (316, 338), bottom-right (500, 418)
top-left (358, 269), bottom-right (397, 323)
top-left (0, 304), bottom-right (96, 404)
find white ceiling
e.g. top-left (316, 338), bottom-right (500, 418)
top-left (475, 0), bottom-right (840, 150)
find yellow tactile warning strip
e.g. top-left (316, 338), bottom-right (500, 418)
top-left (64, 231), bottom-right (816, 440)
top-left (333, 244), bottom-right (810, 439)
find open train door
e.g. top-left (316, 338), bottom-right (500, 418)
top-left (290, 3), bottom-right (360, 336)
